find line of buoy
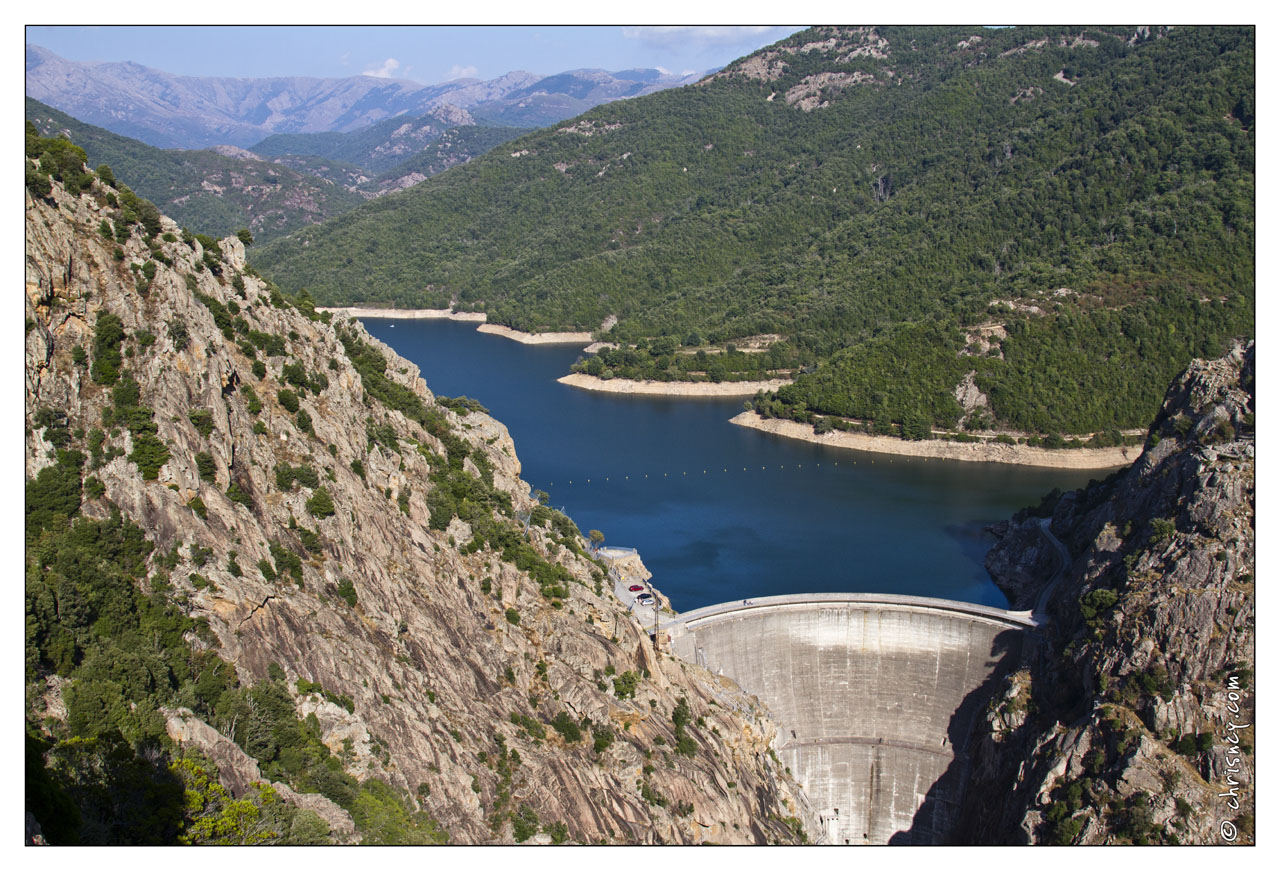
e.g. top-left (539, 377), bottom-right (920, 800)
top-left (544, 458), bottom-right (878, 488)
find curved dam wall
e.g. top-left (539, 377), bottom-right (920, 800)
top-left (664, 595), bottom-right (1033, 845)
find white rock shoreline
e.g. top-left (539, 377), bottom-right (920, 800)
top-left (731, 411), bottom-right (1136, 469)
top-left (558, 373), bottom-right (792, 396)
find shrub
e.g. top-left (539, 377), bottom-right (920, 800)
top-left (194, 452), bottom-right (217, 482)
top-left (187, 497), bottom-right (208, 519)
top-left (509, 712), bottom-right (545, 740)
top-left (335, 578), bottom-right (357, 608)
top-left (504, 608), bottom-right (520, 626)
top-left (511, 805), bottom-right (539, 843)
top-left (188, 409), bottom-right (215, 438)
top-left (226, 481), bottom-right (252, 508)
top-left (305, 487), bottom-right (335, 518)
top-left (549, 712), bottom-right (581, 743)
top-left (167, 318), bottom-right (190, 352)
top-left (242, 384), bottom-right (262, 415)
top-left (592, 727), bottom-right (615, 754)
top-left (612, 671), bottom-right (639, 700)
top-left (90, 312), bottom-right (126, 385)
top-left (277, 389), bottom-right (300, 414)
top-left (1151, 518), bottom-right (1177, 543)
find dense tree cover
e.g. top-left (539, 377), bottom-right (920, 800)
top-left (368, 125), bottom-right (529, 185)
top-left (570, 336), bottom-right (804, 383)
top-left (249, 114), bottom-right (457, 173)
top-left (26, 99), bottom-right (365, 242)
top-left (251, 114), bottom-right (529, 176)
top-left (255, 26), bottom-right (1253, 434)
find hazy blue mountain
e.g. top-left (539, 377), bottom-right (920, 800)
top-left (26, 44), bottom-right (703, 149)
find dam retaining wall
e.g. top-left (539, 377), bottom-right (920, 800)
top-left (663, 595), bottom-right (1033, 844)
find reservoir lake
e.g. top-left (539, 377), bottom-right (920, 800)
top-left (365, 318), bottom-right (1101, 612)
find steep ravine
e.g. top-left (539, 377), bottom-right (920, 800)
top-left (960, 343), bottom-right (1255, 845)
top-left (25, 169), bottom-right (814, 845)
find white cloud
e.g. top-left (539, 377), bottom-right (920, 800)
top-left (363, 57), bottom-right (401, 78)
top-left (621, 25), bottom-right (784, 51)
top-left (447, 64), bottom-right (479, 80)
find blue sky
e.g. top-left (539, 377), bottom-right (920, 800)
top-left (26, 25), bottom-right (809, 84)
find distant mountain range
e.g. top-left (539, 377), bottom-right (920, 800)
top-left (26, 97), bottom-right (530, 241)
top-left (25, 44), bottom-right (704, 150)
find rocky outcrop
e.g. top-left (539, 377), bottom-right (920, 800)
top-left (961, 343), bottom-right (1255, 845)
top-left (164, 709), bottom-right (356, 837)
top-left (25, 172), bottom-right (811, 844)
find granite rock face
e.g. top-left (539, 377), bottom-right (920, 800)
top-left (25, 174), bottom-right (811, 844)
top-left (964, 343), bottom-right (1255, 845)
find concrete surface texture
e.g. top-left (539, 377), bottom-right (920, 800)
top-left (665, 595), bottom-right (1028, 844)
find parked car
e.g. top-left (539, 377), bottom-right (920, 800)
top-left (628, 585), bottom-right (645, 592)
top-left (636, 593), bottom-right (655, 603)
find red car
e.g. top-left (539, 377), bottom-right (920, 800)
top-left (628, 585), bottom-right (645, 592)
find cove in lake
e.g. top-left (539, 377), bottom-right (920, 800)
top-left (365, 318), bottom-right (1100, 612)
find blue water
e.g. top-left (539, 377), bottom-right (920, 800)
top-left (365, 319), bottom-right (1100, 612)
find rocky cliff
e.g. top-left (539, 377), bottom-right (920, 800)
top-left (24, 164), bottom-right (812, 844)
top-left (962, 344), bottom-right (1255, 845)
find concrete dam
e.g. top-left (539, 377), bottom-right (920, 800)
top-left (662, 594), bottom-right (1036, 845)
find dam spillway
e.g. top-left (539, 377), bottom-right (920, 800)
top-left (663, 594), bottom-right (1035, 844)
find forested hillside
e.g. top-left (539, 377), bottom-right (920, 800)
top-left (26, 98), bottom-right (365, 242)
top-left (252, 25), bottom-right (1253, 435)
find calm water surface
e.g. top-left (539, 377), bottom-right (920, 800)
top-left (365, 319), bottom-right (1100, 612)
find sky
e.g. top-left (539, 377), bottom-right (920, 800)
top-left (26, 24), bottom-right (809, 84)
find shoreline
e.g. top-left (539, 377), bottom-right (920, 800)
top-left (558, 373), bottom-right (792, 397)
top-left (318, 306), bottom-right (487, 322)
top-left (476, 324), bottom-right (595, 345)
top-left (730, 411), bottom-right (1136, 469)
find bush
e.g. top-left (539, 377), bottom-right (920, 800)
top-left (509, 712), bottom-right (545, 740)
top-left (549, 712), bottom-right (581, 743)
top-left (277, 389), bottom-right (300, 414)
top-left (226, 481), bottom-right (252, 509)
top-left (592, 727), bottom-right (615, 754)
top-left (305, 487), bottom-right (335, 518)
top-left (91, 312), bottom-right (125, 385)
top-left (511, 805), bottom-right (539, 843)
top-left (504, 608), bottom-right (520, 626)
top-left (612, 671), bottom-right (639, 700)
top-left (335, 578), bottom-right (357, 608)
top-left (194, 452), bottom-right (217, 482)
top-left (188, 409), bottom-right (215, 438)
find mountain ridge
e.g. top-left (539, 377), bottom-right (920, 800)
top-left (26, 44), bottom-right (704, 149)
top-left (250, 24), bottom-right (1253, 438)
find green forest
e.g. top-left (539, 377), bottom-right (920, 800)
top-left (26, 98), bottom-right (366, 242)
top-left (252, 25), bottom-right (1254, 435)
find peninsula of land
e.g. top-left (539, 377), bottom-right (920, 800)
top-left (559, 373), bottom-right (792, 397)
top-left (476, 324), bottom-right (594, 344)
top-left (731, 412), bottom-right (1135, 469)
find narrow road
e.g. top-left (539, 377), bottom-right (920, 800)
top-left (1034, 517), bottom-right (1072, 619)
